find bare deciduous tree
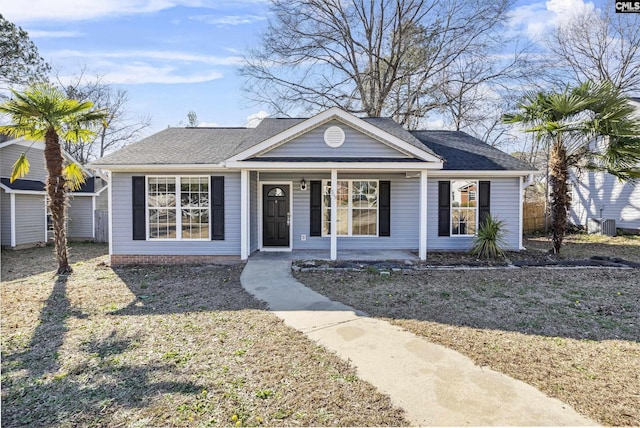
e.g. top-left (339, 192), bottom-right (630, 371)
top-left (547, 8), bottom-right (640, 93)
top-left (241, 0), bottom-right (521, 128)
top-left (59, 73), bottom-right (151, 163)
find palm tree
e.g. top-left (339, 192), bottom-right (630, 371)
top-left (0, 83), bottom-right (106, 274)
top-left (504, 81), bottom-right (640, 253)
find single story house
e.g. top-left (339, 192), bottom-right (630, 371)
top-left (91, 107), bottom-right (536, 265)
top-left (569, 97), bottom-right (640, 233)
top-left (0, 136), bottom-right (109, 248)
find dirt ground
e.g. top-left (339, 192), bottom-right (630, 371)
top-left (1, 245), bottom-right (407, 427)
top-left (295, 264), bottom-right (640, 426)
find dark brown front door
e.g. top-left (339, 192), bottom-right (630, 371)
top-left (263, 184), bottom-right (290, 247)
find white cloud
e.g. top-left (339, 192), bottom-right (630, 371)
top-left (245, 110), bottom-right (269, 128)
top-left (189, 14), bottom-right (266, 26)
top-left (508, 0), bottom-right (596, 40)
top-left (57, 63), bottom-right (223, 85)
top-left (4, 0), bottom-right (269, 23)
top-left (48, 49), bottom-right (242, 66)
top-left (197, 121), bottom-right (219, 127)
top-left (27, 30), bottom-right (83, 38)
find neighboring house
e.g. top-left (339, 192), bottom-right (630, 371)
top-left (0, 137), bottom-right (109, 248)
top-left (570, 97), bottom-right (640, 233)
top-left (91, 107), bottom-right (536, 265)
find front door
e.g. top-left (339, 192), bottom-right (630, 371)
top-left (263, 184), bottom-right (290, 247)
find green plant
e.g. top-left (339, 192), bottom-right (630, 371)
top-left (470, 214), bottom-right (507, 259)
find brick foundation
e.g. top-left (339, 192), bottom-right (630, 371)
top-left (110, 254), bottom-right (242, 266)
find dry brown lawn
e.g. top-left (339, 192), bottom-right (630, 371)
top-left (1, 244), bottom-right (406, 427)
top-left (296, 237), bottom-right (640, 427)
top-left (524, 233), bottom-right (640, 263)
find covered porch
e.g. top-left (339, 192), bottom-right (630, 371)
top-left (237, 167), bottom-right (432, 261)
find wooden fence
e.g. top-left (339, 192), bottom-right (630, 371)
top-left (523, 201), bottom-right (547, 234)
top-left (94, 210), bottom-right (109, 242)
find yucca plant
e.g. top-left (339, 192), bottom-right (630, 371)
top-left (470, 214), bottom-right (507, 259)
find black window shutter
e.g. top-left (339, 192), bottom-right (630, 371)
top-left (211, 176), bottom-right (225, 240)
top-left (438, 181), bottom-right (450, 237)
top-left (132, 176), bottom-right (146, 240)
top-left (310, 181), bottom-right (321, 236)
top-left (479, 180), bottom-right (491, 226)
top-left (379, 181), bottom-right (391, 236)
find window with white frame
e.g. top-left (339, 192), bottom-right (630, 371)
top-left (322, 180), bottom-right (378, 236)
top-left (147, 176), bottom-right (209, 239)
top-left (451, 179), bottom-right (477, 236)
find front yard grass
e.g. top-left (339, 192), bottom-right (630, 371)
top-left (296, 259), bottom-right (640, 426)
top-left (1, 245), bottom-right (406, 427)
top-left (524, 233), bottom-right (640, 263)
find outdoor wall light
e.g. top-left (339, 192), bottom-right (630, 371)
top-left (300, 178), bottom-right (307, 191)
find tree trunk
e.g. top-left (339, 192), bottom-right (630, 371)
top-left (44, 128), bottom-right (71, 274)
top-left (549, 138), bottom-right (570, 254)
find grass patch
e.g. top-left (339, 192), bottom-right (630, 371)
top-left (296, 265), bottom-right (640, 426)
top-left (1, 245), bottom-right (406, 427)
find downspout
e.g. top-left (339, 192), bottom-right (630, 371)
top-left (519, 173), bottom-right (535, 250)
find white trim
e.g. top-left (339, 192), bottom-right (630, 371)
top-left (419, 171), bottom-right (427, 261)
top-left (108, 173), bottom-right (113, 256)
top-left (428, 170), bottom-right (536, 177)
top-left (44, 195), bottom-right (48, 242)
top-left (330, 170), bottom-right (337, 260)
top-left (227, 107), bottom-right (443, 163)
top-left (91, 164), bottom-right (226, 172)
top-left (258, 181), bottom-right (293, 252)
top-left (225, 161), bottom-right (443, 170)
top-left (0, 137), bottom-right (26, 149)
top-left (95, 181), bottom-right (109, 196)
top-left (240, 170), bottom-right (250, 260)
top-left (10, 193), bottom-right (16, 247)
top-left (519, 173), bottom-right (535, 250)
top-left (92, 195), bottom-right (96, 239)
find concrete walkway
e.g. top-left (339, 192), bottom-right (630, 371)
top-left (240, 258), bottom-right (597, 426)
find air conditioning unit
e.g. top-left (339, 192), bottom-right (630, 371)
top-left (587, 218), bottom-right (616, 236)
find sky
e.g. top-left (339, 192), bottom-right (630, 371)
top-left (1, 0), bottom-right (603, 138)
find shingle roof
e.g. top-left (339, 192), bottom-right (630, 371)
top-left (1, 178), bottom-right (45, 191)
top-left (411, 130), bottom-right (535, 171)
top-left (93, 115), bottom-right (532, 172)
top-left (0, 177), bottom-right (96, 193)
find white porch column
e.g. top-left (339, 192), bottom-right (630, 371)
top-left (330, 169), bottom-right (338, 260)
top-left (240, 169), bottom-right (250, 260)
top-left (10, 193), bottom-right (16, 247)
top-left (419, 170), bottom-right (428, 261)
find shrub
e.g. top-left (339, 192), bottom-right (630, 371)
top-left (471, 215), bottom-right (507, 259)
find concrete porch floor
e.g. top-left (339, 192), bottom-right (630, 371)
top-left (249, 249), bottom-right (419, 261)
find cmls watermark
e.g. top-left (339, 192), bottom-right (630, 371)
top-left (615, 1), bottom-right (640, 12)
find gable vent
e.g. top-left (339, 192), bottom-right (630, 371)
top-left (324, 126), bottom-right (345, 148)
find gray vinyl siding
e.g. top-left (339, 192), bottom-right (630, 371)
top-left (250, 171), bottom-right (259, 252)
top-left (67, 196), bottom-right (94, 239)
top-left (1, 145), bottom-right (47, 182)
top-left (427, 177), bottom-right (521, 251)
top-left (1, 190), bottom-right (11, 245)
top-left (14, 194), bottom-right (46, 245)
top-left (110, 172), bottom-right (241, 256)
top-left (258, 120), bottom-right (411, 159)
top-left (570, 171), bottom-right (640, 231)
top-left (258, 172), bottom-right (420, 250)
